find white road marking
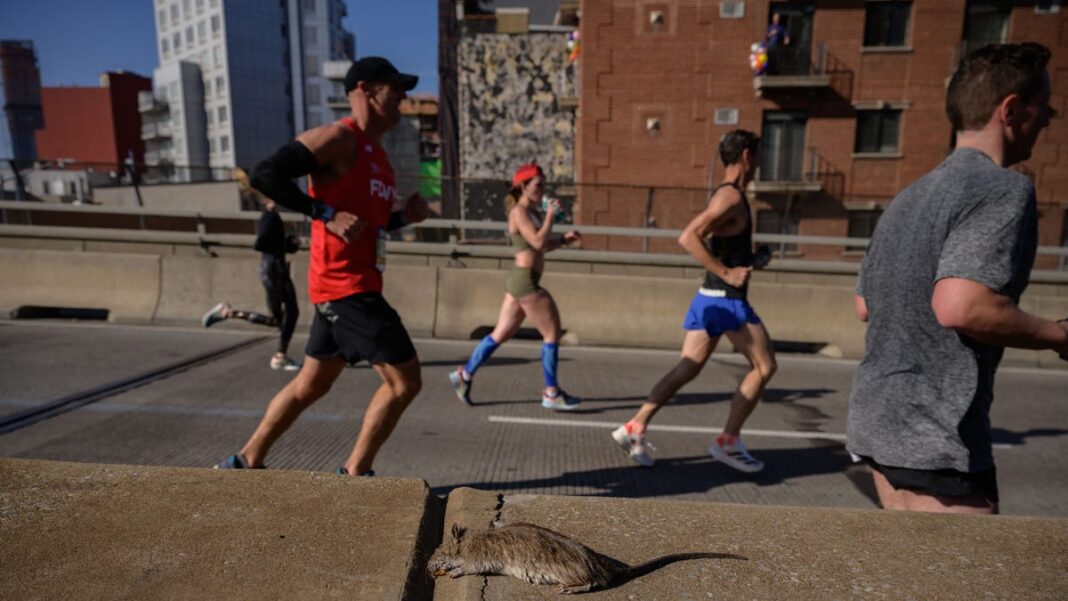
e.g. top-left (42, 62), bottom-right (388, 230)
top-left (486, 415), bottom-right (1014, 449)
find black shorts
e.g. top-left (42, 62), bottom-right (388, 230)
top-left (862, 456), bottom-right (999, 505)
top-left (306, 292), bottom-right (417, 366)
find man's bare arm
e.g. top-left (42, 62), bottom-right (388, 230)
top-left (932, 278), bottom-right (1068, 353)
top-left (677, 187), bottom-right (750, 288)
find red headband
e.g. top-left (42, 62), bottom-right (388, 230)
top-left (512, 164), bottom-right (544, 187)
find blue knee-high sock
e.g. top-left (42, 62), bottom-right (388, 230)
top-left (541, 342), bottom-right (559, 388)
top-left (464, 335), bottom-right (499, 376)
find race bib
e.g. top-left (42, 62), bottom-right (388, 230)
top-left (376, 227), bottom-right (388, 273)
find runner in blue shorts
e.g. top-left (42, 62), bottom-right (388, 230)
top-left (611, 130), bottom-right (777, 472)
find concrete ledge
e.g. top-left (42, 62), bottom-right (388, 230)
top-left (0, 459), bottom-right (442, 601)
top-left (437, 488), bottom-right (1068, 600)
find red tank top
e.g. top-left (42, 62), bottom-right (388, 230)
top-left (307, 119), bottom-right (397, 303)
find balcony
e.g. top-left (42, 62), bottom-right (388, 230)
top-left (753, 147), bottom-right (843, 197)
top-left (753, 44), bottom-right (849, 98)
top-left (141, 123), bottom-right (173, 140)
top-left (138, 91), bottom-right (169, 113)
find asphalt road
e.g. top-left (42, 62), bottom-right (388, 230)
top-left (1, 320), bottom-right (1065, 516)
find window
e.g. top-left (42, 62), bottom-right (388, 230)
top-left (863, 1), bottom-right (911, 47)
top-left (211, 15), bottom-right (221, 36)
top-left (305, 25), bottom-right (318, 45)
top-left (195, 0), bottom-right (203, 12)
top-left (213, 46), bottom-right (223, 67)
top-left (307, 112), bottom-right (321, 128)
top-left (206, 109), bottom-right (213, 125)
top-left (161, 39), bottom-right (170, 57)
top-left (306, 84), bottom-right (320, 104)
top-left (158, 9), bottom-right (167, 29)
top-left (197, 20), bottom-right (206, 42)
top-left (855, 109), bottom-right (902, 154)
top-left (1036, 0), bottom-right (1061, 13)
top-left (303, 0), bottom-right (316, 14)
top-left (183, 0), bottom-right (191, 19)
top-left (209, 137), bottom-right (216, 153)
top-left (220, 135), bottom-right (230, 152)
top-left (186, 26), bottom-right (194, 44)
top-left (170, 3), bottom-right (179, 22)
top-left (963, 1), bottom-right (1010, 56)
top-left (761, 111), bottom-right (807, 181)
top-left (305, 54), bottom-right (320, 76)
top-left (757, 209), bottom-right (801, 252)
top-left (218, 106), bottom-right (228, 123)
top-left (847, 209), bottom-right (883, 251)
top-left (216, 76), bottom-right (226, 96)
top-left (173, 32), bottom-right (181, 52)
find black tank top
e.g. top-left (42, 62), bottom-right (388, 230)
top-left (702, 182), bottom-right (754, 299)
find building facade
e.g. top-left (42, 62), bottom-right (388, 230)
top-left (576, 0), bottom-right (1067, 267)
top-left (141, 0), bottom-right (354, 182)
top-left (35, 71), bottom-right (152, 168)
top-left (0, 40), bottom-right (44, 162)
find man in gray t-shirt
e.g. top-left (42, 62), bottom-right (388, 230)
top-left (848, 43), bottom-right (1067, 515)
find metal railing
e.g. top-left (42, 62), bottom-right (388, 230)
top-left (1, 201), bottom-right (1065, 276)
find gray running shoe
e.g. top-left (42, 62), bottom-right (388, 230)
top-left (542, 389), bottom-right (581, 411)
top-left (448, 368), bottom-right (473, 406)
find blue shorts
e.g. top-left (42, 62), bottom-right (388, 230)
top-left (683, 291), bottom-right (762, 337)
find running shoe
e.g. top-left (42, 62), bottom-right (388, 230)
top-left (335, 467), bottom-right (375, 477)
top-left (611, 425), bottom-right (656, 467)
top-left (448, 368), bottom-right (473, 406)
top-left (270, 355), bottom-right (302, 371)
top-left (202, 302), bottom-right (230, 328)
top-left (708, 438), bottom-right (764, 473)
top-left (214, 453), bottom-right (263, 470)
top-left (542, 389), bottom-right (581, 411)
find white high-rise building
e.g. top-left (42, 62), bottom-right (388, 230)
top-left (141, 0), bottom-right (354, 182)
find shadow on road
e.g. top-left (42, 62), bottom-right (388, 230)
top-left (431, 443), bottom-right (854, 499)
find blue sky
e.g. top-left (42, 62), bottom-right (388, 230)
top-left (0, 0), bottom-right (439, 94)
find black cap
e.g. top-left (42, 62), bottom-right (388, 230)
top-left (343, 56), bottom-right (418, 93)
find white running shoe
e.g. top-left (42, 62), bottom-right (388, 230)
top-left (270, 355), bottom-right (301, 371)
top-left (708, 438), bottom-right (764, 473)
top-left (611, 425), bottom-right (656, 467)
top-left (202, 302), bottom-right (230, 327)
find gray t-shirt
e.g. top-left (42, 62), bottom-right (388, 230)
top-left (848, 148), bottom-right (1037, 473)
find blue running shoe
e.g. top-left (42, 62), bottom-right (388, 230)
top-left (214, 453), bottom-right (262, 469)
top-left (542, 389), bottom-right (581, 411)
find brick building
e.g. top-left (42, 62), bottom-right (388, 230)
top-left (575, 0), bottom-right (1067, 267)
top-left (35, 71), bottom-right (152, 168)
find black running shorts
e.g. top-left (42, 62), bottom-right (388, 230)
top-left (863, 456), bottom-right (999, 504)
top-left (306, 292), bottom-right (417, 366)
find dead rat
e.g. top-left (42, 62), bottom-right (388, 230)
top-left (427, 522), bottom-right (746, 594)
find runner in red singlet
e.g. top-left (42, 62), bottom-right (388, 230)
top-left (214, 57), bottom-right (429, 477)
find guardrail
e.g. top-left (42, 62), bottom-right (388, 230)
top-left (1, 201), bottom-right (1066, 281)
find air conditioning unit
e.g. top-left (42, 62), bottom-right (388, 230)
top-left (714, 108), bottom-right (739, 125)
top-left (720, 1), bottom-right (745, 19)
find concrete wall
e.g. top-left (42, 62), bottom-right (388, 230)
top-left (2, 246), bottom-right (1066, 367)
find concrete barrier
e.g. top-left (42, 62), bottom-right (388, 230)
top-left (0, 248), bottom-right (161, 323)
top-left (4, 459), bottom-right (1065, 600)
top-left (1, 246), bottom-right (1065, 366)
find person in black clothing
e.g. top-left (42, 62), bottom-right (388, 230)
top-left (202, 168), bottom-right (302, 371)
top-left (610, 130), bottom-right (776, 471)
